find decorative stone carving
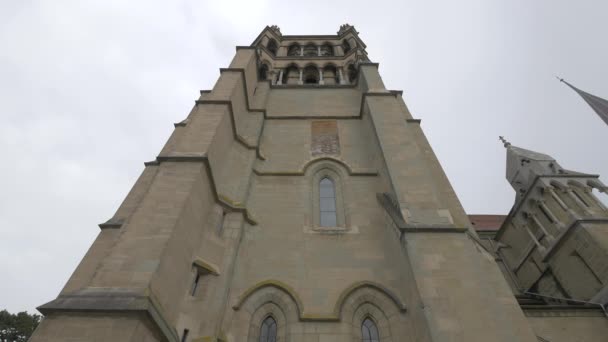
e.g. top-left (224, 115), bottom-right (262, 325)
top-left (338, 23), bottom-right (356, 35)
top-left (269, 25), bottom-right (281, 36)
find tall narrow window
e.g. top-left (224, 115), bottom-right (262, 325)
top-left (259, 316), bottom-right (277, 342)
top-left (319, 178), bottom-right (337, 226)
top-left (361, 318), bottom-right (379, 342)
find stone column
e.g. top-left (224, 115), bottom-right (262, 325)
top-left (538, 201), bottom-right (566, 229)
top-left (270, 70), bottom-right (277, 85)
top-left (300, 46), bottom-right (304, 56)
top-left (529, 214), bottom-right (555, 242)
top-left (277, 70), bottom-right (283, 85)
top-left (548, 187), bottom-right (580, 222)
top-left (319, 67), bottom-right (324, 85)
top-left (338, 68), bottom-right (346, 85)
top-left (524, 223), bottom-right (546, 251)
top-left (318, 46), bottom-right (321, 56)
top-left (298, 69), bottom-right (303, 85)
top-left (566, 189), bottom-right (593, 215)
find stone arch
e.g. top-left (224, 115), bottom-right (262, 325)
top-left (334, 281), bottom-right (407, 318)
top-left (233, 280), bottom-right (304, 316)
top-left (287, 43), bottom-right (301, 56)
top-left (321, 63), bottom-right (339, 85)
top-left (247, 304), bottom-right (286, 342)
top-left (233, 280), bottom-right (301, 342)
top-left (302, 64), bottom-right (320, 84)
top-left (320, 42), bottom-right (334, 56)
top-left (302, 157), bottom-right (352, 176)
top-left (337, 282), bottom-right (408, 342)
top-left (283, 63), bottom-right (299, 85)
top-left (303, 42), bottom-right (318, 56)
top-left (307, 160), bottom-right (348, 228)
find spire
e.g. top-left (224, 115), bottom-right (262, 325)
top-left (501, 138), bottom-right (560, 199)
top-left (499, 136), bottom-right (511, 148)
top-left (558, 77), bottom-right (608, 126)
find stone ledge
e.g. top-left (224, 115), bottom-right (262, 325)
top-left (37, 288), bottom-right (179, 342)
top-left (523, 305), bottom-right (606, 317)
top-left (98, 218), bottom-right (124, 230)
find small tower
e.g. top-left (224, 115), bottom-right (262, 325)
top-left (495, 139), bottom-right (608, 304)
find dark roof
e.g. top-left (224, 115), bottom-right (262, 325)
top-left (468, 215), bottom-right (506, 231)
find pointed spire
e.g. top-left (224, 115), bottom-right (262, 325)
top-left (499, 136), bottom-right (511, 148)
top-left (502, 139), bottom-right (558, 198)
top-left (558, 77), bottom-right (608, 126)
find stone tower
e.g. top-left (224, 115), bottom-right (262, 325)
top-left (32, 25), bottom-right (543, 341)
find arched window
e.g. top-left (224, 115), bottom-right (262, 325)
top-left (303, 43), bottom-right (317, 56)
top-left (342, 40), bottom-right (352, 54)
top-left (259, 316), bottom-right (277, 342)
top-left (361, 318), bottom-right (379, 342)
top-left (266, 39), bottom-right (278, 56)
top-left (319, 178), bottom-right (337, 226)
top-left (283, 64), bottom-right (299, 85)
top-left (303, 65), bottom-right (319, 84)
top-left (287, 43), bottom-right (301, 56)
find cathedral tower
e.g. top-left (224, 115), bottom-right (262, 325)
top-left (31, 25), bottom-right (540, 342)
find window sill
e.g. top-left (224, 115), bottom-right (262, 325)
top-left (303, 225), bottom-right (359, 235)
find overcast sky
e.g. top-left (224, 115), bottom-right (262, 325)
top-left (1, 0), bottom-right (607, 314)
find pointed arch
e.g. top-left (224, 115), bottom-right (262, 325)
top-left (333, 281), bottom-right (407, 316)
top-left (361, 317), bottom-right (380, 342)
top-left (233, 279), bottom-right (304, 315)
top-left (259, 316), bottom-right (277, 342)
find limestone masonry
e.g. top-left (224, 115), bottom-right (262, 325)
top-left (31, 25), bottom-right (608, 341)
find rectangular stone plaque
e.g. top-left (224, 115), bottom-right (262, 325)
top-left (311, 120), bottom-right (340, 156)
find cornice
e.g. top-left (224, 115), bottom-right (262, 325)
top-left (38, 288), bottom-right (179, 342)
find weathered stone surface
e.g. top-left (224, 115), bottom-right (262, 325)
top-left (30, 25), bottom-right (607, 342)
